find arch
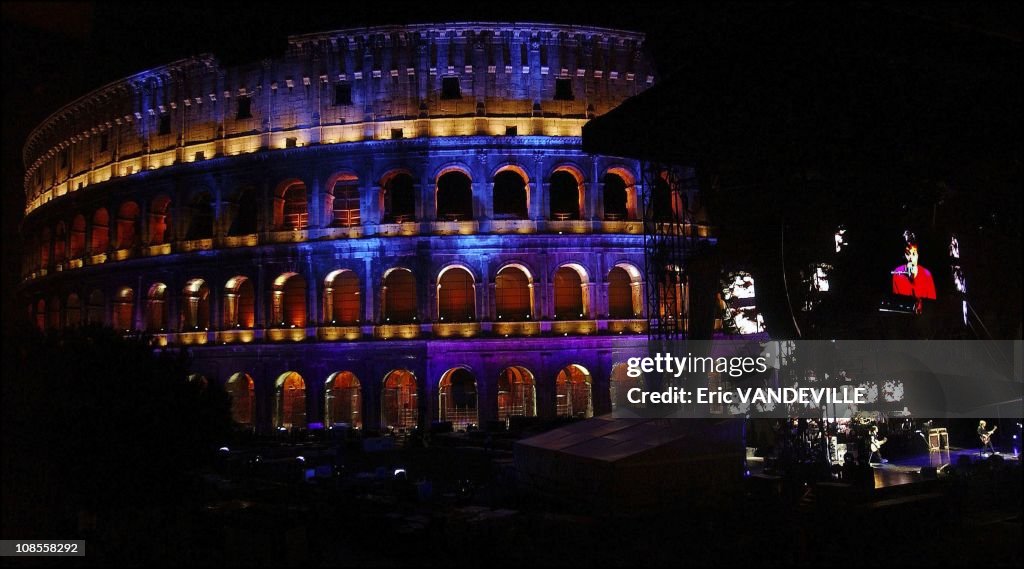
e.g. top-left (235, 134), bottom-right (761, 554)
top-left (272, 273), bottom-right (307, 327)
top-left (610, 362), bottom-right (643, 411)
top-left (35, 299), bottom-right (45, 330)
top-left (495, 264), bottom-right (533, 320)
top-left (86, 289), bottom-right (104, 324)
top-left (145, 283), bottom-right (168, 331)
top-left (90, 208), bottom-right (109, 252)
top-left (188, 373), bottom-right (209, 391)
top-left (382, 268), bottom-right (417, 323)
top-left (47, 296), bottom-right (61, 329)
top-left (65, 293), bottom-right (81, 327)
top-left (602, 168), bottom-right (637, 221)
top-left (275, 180), bottom-right (308, 230)
top-left (115, 201), bottom-right (140, 248)
top-left (70, 214), bottom-right (86, 258)
top-left (651, 171), bottom-right (686, 223)
top-left (186, 192), bottom-right (214, 240)
top-left (438, 367), bottom-right (478, 431)
top-left (53, 222), bottom-right (67, 263)
top-left (555, 364), bottom-right (593, 419)
top-left (182, 279), bottom-right (211, 330)
top-left (549, 167), bottom-right (584, 220)
top-left (39, 227), bottom-right (51, 268)
top-left (148, 195), bottom-right (172, 244)
top-left (381, 369), bottom-right (418, 431)
top-left (112, 286), bottom-right (134, 331)
top-left (323, 269), bottom-right (360, 324)
top-left (325, 172), bottom-right (361, 227)
top-left (274, 371), bottom-right (307, 430)
top-left (493, 168), bottom-right (529, 219)
top-left (380, 170), bottom-right (416, 223)
top-left (325, 371), bottom-right (362, 428)
top-left (437, 265), bottom-right (476, 322)
top-left (226, 372), bottom-right (255, 427)
top-left (553, 264), bottom-right (590, 319)
top-left (228, 187), bottom-right (259, 236)
top-left (608, 263), bottom-right (643, 318)
top-left (224, 276), bottom-right (256, 328)
top-left (497, 366), bottom-right (537, 420)
top-left (436, 169), bottom-right (473, 221)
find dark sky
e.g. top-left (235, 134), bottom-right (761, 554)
top-left (2, 1), bottom-right (1020, 325)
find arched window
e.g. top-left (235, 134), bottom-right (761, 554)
top-left (226, 373), bottom-right (255, 427)
top-left (279, 182), bottom-right (308, 230)
top-left (549, 169), bottom-right (582, 220)
top-left (273, 273), bottom-right (307, 327)
top-left (116, 201), bottom-right (139, 249)
top-left (602, 172), bottom-right (629, 220)
top-left (148, 195), bottom-right (172, 244)
top-left (381, 172), bottom-right (416, 223)
top-left (224, 276), bottom-right (255, 328)
top-left (608, 265), bottom-right (642, 318)
top-left (90, 208), bottom-right (109, 252)
top-left (182, 279), bottom-right (211, 330)
top-left (556, 364), bottom-right (593, 419)
top-left (187, 193), bottom-right (214, 240)
top-left (327, 175), bottom-right (360, 227)
top-left (436, 170), bottom-right (473, 221)
top-left (35, 299), bottom-right (45, 330)
top-left (47, 297), bottom-right (61, 329)
top-left (325, 371), bottom-right (362, 428)
top-left (39, 228), bottom-right (51, 268)
top-left (497, 366), bottom-right (537, 420)
top-left (651, 172), bottom-right (685, 223)
top-left (66, 293), bottom-right (81, 327)
top-left (553, 266), bottom-right (587, 319)
top-left (54, 222), bottom-right (67, 263)
top-left (495, 266), bottom-right (532, 320)
top-left (228, 188), bottom-right (258, 236)
top-left (382, 269), bottom-right (416, 323)
top-left (438, 368), bottom-right (478, 431)
top-left (274, 372), bottom-right (307, 430)
top-left (324, 270), bottom-right (360, 324)
top-left (70, 215), bottom-right (86, 258)
top-left (382, 369), bottom-right (418, 431)
top-left (493, 169), bottom-right (528, 219)
top-left (86, 290), bottom-right (104, 324)
top-left (437, 267), bottom-right (475, 322)
top-left (112, 287), bottom-right (134, 331)
top-left (145, 283), bottom-right (168, 331)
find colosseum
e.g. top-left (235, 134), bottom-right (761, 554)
top-left (19, 22), bottom-right (708, 433)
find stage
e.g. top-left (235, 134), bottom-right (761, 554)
top-left (870, 447), bottom-right (1021, 489)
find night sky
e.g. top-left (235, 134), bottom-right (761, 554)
top-left (3, 2), bottom-right (1020, 332)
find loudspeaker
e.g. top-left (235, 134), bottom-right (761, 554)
top-left (920, 466), bottom-right (938, 479)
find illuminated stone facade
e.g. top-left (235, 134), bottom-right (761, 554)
top-left (20, 23), bottom-right (710, 432)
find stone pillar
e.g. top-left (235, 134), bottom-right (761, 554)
top-left (309, 175), bottom-right (322, 229)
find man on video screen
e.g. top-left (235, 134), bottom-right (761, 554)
top-left (892, 234), bottom-right (936, 313)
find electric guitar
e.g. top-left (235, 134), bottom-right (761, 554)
top-left (980, 426), bottom-right (997, 445)
top-left (870, 437), bottom-right (887, 453)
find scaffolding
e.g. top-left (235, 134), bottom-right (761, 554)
top-left (641, 160), bottom-right (701, 340)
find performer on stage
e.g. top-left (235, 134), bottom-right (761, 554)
top-left (977, 420), bottom-right (998, 455)
top-left (868, 425), bottom-right (888, 464)
top-left (891, 233), bottom-right (936, 314)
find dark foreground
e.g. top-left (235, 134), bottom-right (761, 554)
top-left (2, 428), bottom-right (1021, 568)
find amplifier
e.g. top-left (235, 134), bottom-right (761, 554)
top-left (928, 428), bottom-right (949, 450)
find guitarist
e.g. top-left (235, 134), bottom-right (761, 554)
top-left (977, 420), bottom-right (998, 455)
top-left (868, 425), bottom-right (888, 464)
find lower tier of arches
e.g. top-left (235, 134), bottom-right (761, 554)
top-left (185, 335), bottom-right (647, 433)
